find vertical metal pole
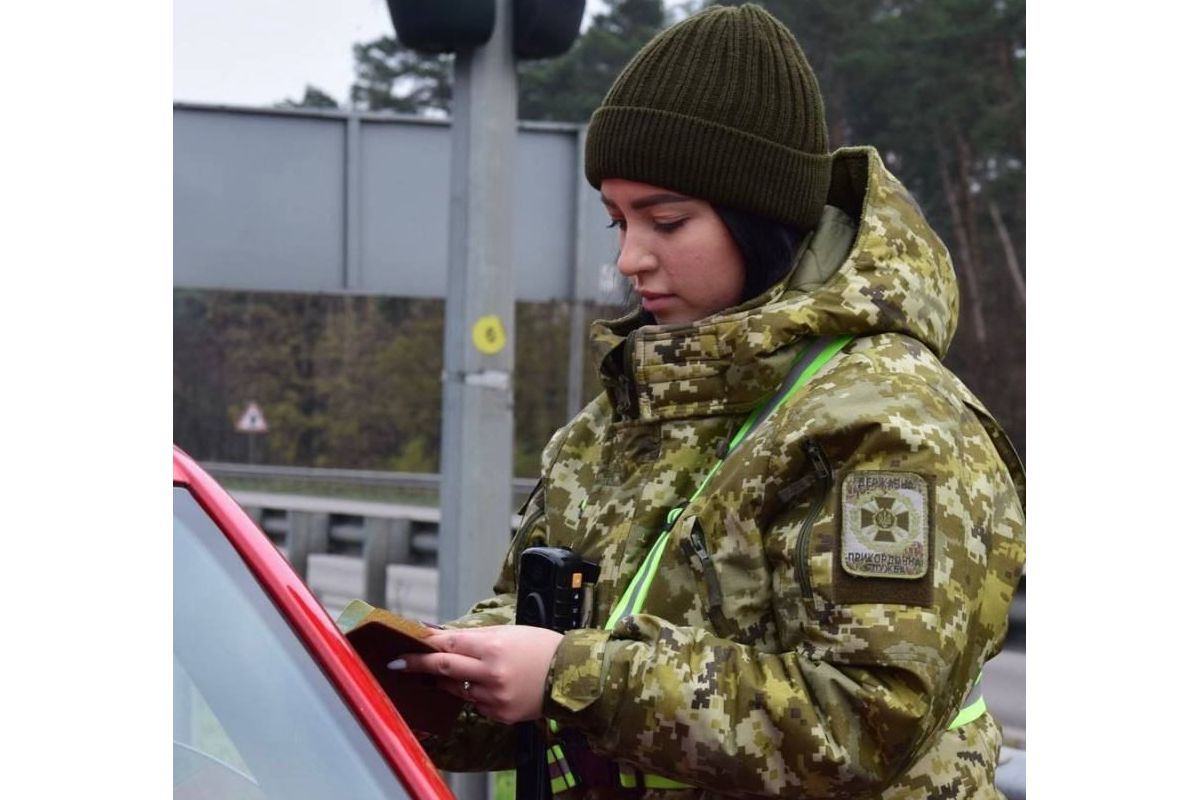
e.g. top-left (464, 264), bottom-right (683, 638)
top-left (344, 113), bottom-right (363, 291)
top-left (438, 3), bottom-right (516, 798)
top-left (566, 124), bottom-right (590, 419)
top-left (363, 517), bottom-right (411, 609)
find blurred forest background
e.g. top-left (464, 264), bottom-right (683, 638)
top-left (174, 0), bottom-right (1025, 477)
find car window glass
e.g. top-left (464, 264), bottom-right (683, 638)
top-left (174, 655), bottom-right (253, 775)
top-left (173, 487), bottom-right (411, 799)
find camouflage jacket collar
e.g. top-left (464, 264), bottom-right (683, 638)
top-left (591, 146), bottom-right (959, 425)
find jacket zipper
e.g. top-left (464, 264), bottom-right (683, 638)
top-left (679, 520), bottom-right (734, 636)
top-left (795, 439), bottom-right (833, 602)
top-left (614, 332), bottom-right (638, 420)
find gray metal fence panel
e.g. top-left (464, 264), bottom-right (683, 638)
top-left (359, 119), bottom-right (452, 298)
top-left (173, 104), bottom-right (624, 303)
top-left (174, 108), bottom-right (347, 293)
top-left (513, 128), bottom-right (575, 300)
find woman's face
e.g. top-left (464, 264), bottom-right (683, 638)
top-left (601, 178), bottom-right (745, 325)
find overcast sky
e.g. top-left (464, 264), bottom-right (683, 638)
top-left (174, 0), bottom-right (639, 107)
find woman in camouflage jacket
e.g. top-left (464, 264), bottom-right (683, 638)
top-left (400, 5), bottom-right (1026, 798)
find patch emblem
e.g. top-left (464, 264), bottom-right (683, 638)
top-left (841, 471), bottom-right (929, 579)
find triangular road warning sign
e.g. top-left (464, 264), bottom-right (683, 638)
top-left (236, 402), bottom-right (269, 433)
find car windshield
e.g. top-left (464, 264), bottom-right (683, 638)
top-left (173, 487), bottom-right (410, 799)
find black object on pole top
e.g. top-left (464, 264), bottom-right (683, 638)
top-left (513, 0), bottom-right (587, 60)
top-left (385, 0), bottom-right (496, 54)
top-left (386, 1), bottom-right (585, 60)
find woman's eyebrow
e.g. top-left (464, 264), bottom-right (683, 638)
top-left (600, 193), bottom-right (693, 210)
top-left (632, 193), bottom-right (692, 210)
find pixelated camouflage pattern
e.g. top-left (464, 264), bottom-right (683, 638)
top-left (423, 146), bottom-right (1025, 798)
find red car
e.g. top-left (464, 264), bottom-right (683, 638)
top-left (173, 446), bottom-right (454, 800)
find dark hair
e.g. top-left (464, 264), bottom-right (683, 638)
top-left (619, 206), bottom-right (808, 312)
top-left (713, 205), bottom-right (806, 302)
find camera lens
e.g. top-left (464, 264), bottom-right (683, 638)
top-left (519, 594), bottom-right (547, 627)
top-left (525, 556), bottom-right (550, 587)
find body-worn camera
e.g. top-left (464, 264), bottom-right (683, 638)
top-left (517, 546), bottom-right (600, 632)
top-left (516, 547), bottom-right (599, 800)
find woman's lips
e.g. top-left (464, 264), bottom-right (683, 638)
top-left (639, 292), bottom-right (674, 313)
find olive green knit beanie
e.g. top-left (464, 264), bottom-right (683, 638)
top-left (586, 3), bottom-right (831, 230)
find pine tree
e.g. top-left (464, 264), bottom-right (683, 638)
top-left (277, 84), bottom-right (340, 110)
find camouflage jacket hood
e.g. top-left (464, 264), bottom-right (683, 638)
top-left (590, 146), bottom-right (960, 427)
top-left (427, 147), bottom-right (1025, 799)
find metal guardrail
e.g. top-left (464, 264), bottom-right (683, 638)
top-left (231, 488), bottom-right (523, 609)
top-left (202, 461), bottom-right (539, 508)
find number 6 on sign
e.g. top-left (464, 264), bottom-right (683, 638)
top-left (472, 315), bottom-right (507, 355)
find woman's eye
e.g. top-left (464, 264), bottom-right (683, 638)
top-left (606, 219), bottom-right (626, 231)
top-left (654, 219), bottom-right (686, 233)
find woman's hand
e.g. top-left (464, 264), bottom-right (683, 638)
top-left (391, 625), bottom-right (564, 724)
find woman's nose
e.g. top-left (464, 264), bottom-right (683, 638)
top-left (616, 234), bottom-right (655, 278)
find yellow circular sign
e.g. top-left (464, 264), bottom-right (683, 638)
top-left (471, 314), bottom-right (507, 355)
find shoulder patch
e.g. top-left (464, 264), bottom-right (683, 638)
top-left (840, 471), bottom-right (929, 579)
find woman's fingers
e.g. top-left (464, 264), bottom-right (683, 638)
top-left (423, 628), bottom-right (496, 658)
top-left (390, 628), bottom-right (499, 681)
top-left (396, 649), bottom-right (490, 683)
top-left (386, 624), bottom-right (564, 724)
top-left (432, 676), bottom-right (493, 707)
top-left (400, 651), bottom-right (500, 710)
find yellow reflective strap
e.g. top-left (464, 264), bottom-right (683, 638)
top-left (948, 696), bottom-right (987, 729)
top-left (597, 336), bottom-right (856, 795)
top-left (618, 770), bottom-right (692, 789)
top-left (948, 673), bottom-right (986, 729)
top-left (492, 770), bottom-right (515, 800)
top-left (547, 743), bottom-right (578, 794)
top-left (687, 451), bottom-right (727, 500)
top-left (604, 526), bottom-right (674, 629)
top-left (548, 718), bottom-right (560, 734)
top-left (722, 339), bottom-right (817, 455)
top-left (776, 334), bottom-right (855, 409)
top-left (547, 763), bottom-right (577, 792)
top-left (604, 335), bottom-right (855, 631)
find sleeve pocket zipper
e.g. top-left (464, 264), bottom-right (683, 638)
top-left (795, 439), bottom-right (833, 603)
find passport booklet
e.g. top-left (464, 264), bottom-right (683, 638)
top-left (336, 599), bottom-right (464, 736)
